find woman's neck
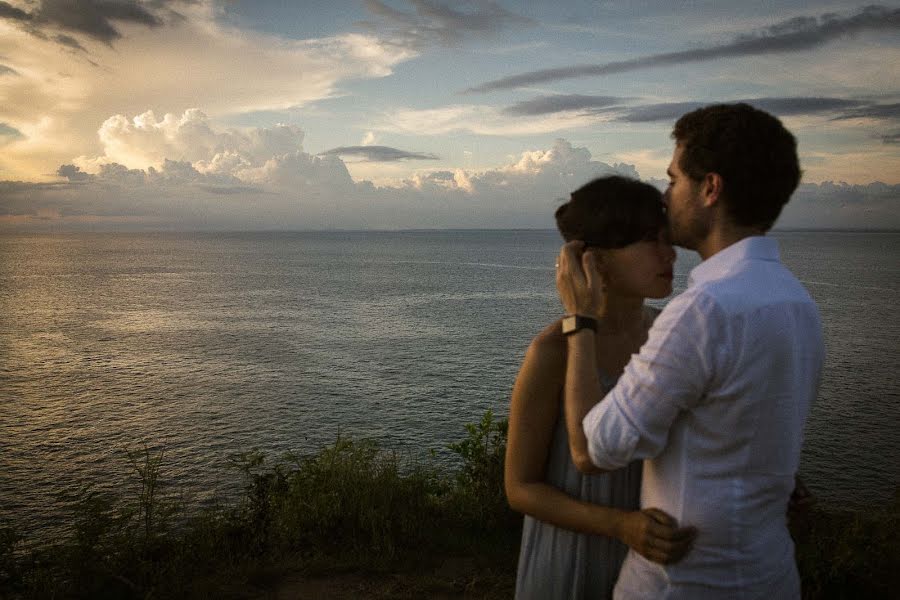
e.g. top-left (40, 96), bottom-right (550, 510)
top-left (595, 293), bottom-right (646, 337)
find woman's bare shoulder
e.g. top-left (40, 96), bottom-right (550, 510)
top-left (527, 320), bottom-right (567, 363)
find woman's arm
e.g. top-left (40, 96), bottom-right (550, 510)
top-left (505, 325), bottom-right (625, 538)
top-left (505, 325), bottom-right (696, 563)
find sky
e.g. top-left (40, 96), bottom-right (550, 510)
top-left (1, 0), bottom-right (898, 230)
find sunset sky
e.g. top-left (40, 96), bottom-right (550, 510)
top-left (1, 0), bottom-right (898, 230)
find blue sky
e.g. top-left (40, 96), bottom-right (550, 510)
top-left (0, 1), bottom-right (898, 229)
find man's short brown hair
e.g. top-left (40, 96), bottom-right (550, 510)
top-left (672, 103), bottom-right (801, 231)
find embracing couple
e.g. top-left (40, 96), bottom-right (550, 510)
top-left (506, 103), bottom-right (824, 599)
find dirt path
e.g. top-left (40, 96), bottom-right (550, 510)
top-left (251, 558), bottom-right (514, 599)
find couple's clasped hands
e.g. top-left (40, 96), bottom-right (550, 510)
top-left (622, 508), bottom-right (698, 565)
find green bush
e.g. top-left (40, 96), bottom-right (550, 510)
top-left (447, 409), bottom-right (516, 531)
top-left (792, 491), bottom-right (900, 599)
top-left (1, 410), bottom-right (894, 599)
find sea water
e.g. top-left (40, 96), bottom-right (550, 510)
top-left (1, 230), bottom-right (898, 539)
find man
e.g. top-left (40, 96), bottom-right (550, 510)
top-left (556, 103), bottom-right (824, 599)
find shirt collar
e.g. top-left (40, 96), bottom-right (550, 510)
top-left (688, 235), bottom-right (780, 287)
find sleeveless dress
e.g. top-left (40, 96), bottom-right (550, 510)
top-left (514, 371), bottom-right (642, 600)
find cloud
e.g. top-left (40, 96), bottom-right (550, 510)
top-left (779, 181), bottom-right (900, 229)
top-left (2, 127), bottom-right (897, 231)
top-left (1, 134), bottom-right (643, 230)
top-left (57, 164), bottom-right (92, 181)
top-left (53, 33), bottom-right (86, 51)
top-left (360, 0), bottom-right (533, 48)
top-left (320, 145), bottom-right (439, 162)
top-left (612, 97), bottom-right (895, 123)
top-left (879, 131), bottom-right (900, 144)
top-left (0, 2), bottom-right (30, 22)
top-left (0, 0), bottom-right (178, 47)
top-left (0, 64), bottom-right (18, 76)
top-left (361, 131), bottom-right (377, 145)
top-left (89, 108), bottom-right (307, 173)
top-left (0, 5), bottom-right (416, 181)
top-left (466, 5), bottom-right (900, 92)
top-left (502, 94), bottom-right (625, 116)
top-left (381, 104), bottom-right (608, 136)
top-left (0, 122), bottom-right (24, 143)
top-left (832, 102), bottom-right (900, 121)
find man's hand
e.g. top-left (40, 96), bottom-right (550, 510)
top-left (619, 508), bottom-right (697, 565)
top-left (556, 241), bottom-right (605, 316)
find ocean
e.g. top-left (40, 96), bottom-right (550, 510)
top-left (1, 230), bottom-right (898, 539)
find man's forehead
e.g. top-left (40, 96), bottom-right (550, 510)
top-left (668, 144), bottom-right (684, 172)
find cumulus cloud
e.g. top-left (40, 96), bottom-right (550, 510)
top-left (360, 0), bottom-right (533, 48)
top-left (1, 133), bottom-right (647, 230)
top-left (2, 126), bottom-right (897, 231)
top-left (467, 5), bottom-right (900, 92)
top-left (320, 145), bottom-right (439, 162)
top-left (57, 164), bottom-right (92, 181)
top-left (0, 4), bottom-right (415, 182)
top-left (89, 108), bottom-right (307, 174)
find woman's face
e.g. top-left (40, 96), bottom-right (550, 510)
top-left (601, 229), bottom-right (676, 299)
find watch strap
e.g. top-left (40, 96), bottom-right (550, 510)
top-left (561, 314), bottom-right (598, 335)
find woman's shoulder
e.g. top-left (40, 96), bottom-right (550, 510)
top-left (532, 319), bottom-right (566, 348)
top-left (527, 320), bottom-right (567, 362)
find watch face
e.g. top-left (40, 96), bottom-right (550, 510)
top-left (561, 315), bottom-right (578, 334)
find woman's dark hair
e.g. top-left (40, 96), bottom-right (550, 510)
top-left (555, 176), bottom-right (666, 248)
top-left (672, 103), bottom-right (801, 231)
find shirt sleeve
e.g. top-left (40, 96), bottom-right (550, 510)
top-left (584, 289), bottom-right (726, 469)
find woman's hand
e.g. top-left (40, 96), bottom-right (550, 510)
top-left (618, 508), bottom-right (697, 565)
top-left (556, 241), bottom-right (605, 317)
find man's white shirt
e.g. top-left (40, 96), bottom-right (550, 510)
top-left (583, 236), bottom-right (824, 599)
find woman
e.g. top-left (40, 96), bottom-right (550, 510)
top-left (506, 176), bottom-right (694, 599)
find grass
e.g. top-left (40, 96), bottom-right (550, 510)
top-left (1, 410), bottom-right (897, 599)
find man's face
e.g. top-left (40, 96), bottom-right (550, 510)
top-left (664, 144), bottom-right (708, 250)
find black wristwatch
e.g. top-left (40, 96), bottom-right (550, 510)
top-left (561, 314), bottom-right (598, 335)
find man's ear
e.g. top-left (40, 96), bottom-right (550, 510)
top-left (701, 172), bottom-right (724, 208)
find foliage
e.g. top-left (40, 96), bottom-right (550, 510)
top-left (447, 409), bottom-right (516, 531)
top-left (0, 410), bottom-right (895, 599)
top-left (791, 491), bottom-right (900, 599)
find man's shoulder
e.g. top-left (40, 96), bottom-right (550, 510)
top-left (694, 260), bottom-right (816, 315)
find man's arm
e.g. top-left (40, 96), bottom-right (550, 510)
top-left (556, 242), bottom-right (721, 470)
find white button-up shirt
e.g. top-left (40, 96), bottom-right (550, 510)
top-left (584, 236), bottom-right (824, 599)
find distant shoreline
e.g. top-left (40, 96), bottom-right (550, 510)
top-left (4, 227), bottom-right (900, 234)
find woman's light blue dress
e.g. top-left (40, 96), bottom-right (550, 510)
top-left (514, 372), bottom-right (642, 600)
